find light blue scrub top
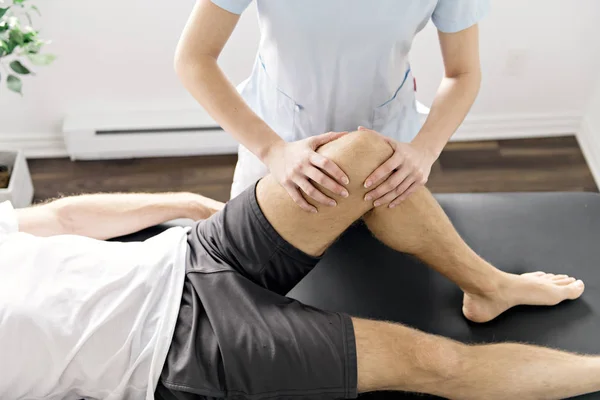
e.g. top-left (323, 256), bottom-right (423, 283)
top-left (217, 0), bottom-right (491, 197)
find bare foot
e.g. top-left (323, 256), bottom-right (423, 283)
top-left (462, 272), bottom-right (585, 323)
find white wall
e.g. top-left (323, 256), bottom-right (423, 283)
top-left (577, 75), bottom-right (600, 187)
top-left (583, 77), bottom-right (600, 131)
top-left (1, 0), bottom-right (600, 157)
top-left (0, 0), bottom-right (260, 156)
top-left (412, 0), bottom-right (600, 117)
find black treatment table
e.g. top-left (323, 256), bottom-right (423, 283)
top-left (118, 192), bottom-right (600, 400)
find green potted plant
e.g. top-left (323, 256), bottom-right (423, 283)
top-left (0, 0), bottom-right (54, 206)
top-left (1, 0), bottom-right (55, 94)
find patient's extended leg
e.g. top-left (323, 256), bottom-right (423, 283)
top-left (354, 317), bottom-right (600, 399)
top-left (363, 181), bottom-right (584, 323)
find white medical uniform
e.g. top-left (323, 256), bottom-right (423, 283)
top-left (214, 0), bottom-right (490, 198)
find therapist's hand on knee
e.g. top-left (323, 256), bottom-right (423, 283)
top-left (264, 131), bottom-right (350, 213)
top-left (360, 127), bottom-right (436, 208)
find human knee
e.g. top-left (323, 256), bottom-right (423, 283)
top-left (317, 130), bottom-right (394, 192)
top-left (409, 336), bottom-right (467, 384)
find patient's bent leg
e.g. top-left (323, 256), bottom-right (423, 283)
top-left (256, 129), bottom-right (584, 323)
top-left (363, 187), bottom-right (584, 322)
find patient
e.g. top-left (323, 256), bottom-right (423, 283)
top-left (0, 130), bottom-right (596, 400)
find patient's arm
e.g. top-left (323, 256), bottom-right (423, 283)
top-left (16, 192), bottom-right (225, 240)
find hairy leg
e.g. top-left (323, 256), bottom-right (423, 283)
top-left (354, 317), bottom-right (600, 399)
top-left (258, 130), bottom-right (584, 322)
top-left (363, 188), bottom-right (584, 322)
top-left (256, 130), bottom-right (392, 256)
top-left (255, 131), bottom-right (598, 398)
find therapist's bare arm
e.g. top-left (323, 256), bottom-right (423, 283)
top-left (175, 1), bottom-right (280, 163)
top-left (175, 0), bottom-right (349, 212)
top-left (411, 24), bottom-right (482, 158)
top-left (16, 193), bottom-right (224, 240)
top-left (363, 24), bottom-right (482, 207)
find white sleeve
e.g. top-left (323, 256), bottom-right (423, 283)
top-left (432, 0), bottom-right (490, 33)
top-left (0, 201), bottom-right (18, 235)
top-left (211, 0), bottom-right (252, 15)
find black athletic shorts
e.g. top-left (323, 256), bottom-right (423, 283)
top-left (155, 182), bottom-right (358, 400)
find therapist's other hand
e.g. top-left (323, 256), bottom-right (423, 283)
top-left (264, 131), bottom-right (350, 213)
top-left (360, 127), bottom-right (436, 208)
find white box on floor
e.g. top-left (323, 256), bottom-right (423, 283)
top-left (0, 151), bottom-right (34, 208)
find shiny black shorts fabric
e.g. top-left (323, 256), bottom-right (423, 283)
top-left (155, 182), bottom-right (358, 400)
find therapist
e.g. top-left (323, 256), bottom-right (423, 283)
top-left (175, 0), bottom-right (488, 212)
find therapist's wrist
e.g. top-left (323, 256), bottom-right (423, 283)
top-left (260, 137), bottom-right (286, 165)
top-left (411, 132), bottom-right (444, 163)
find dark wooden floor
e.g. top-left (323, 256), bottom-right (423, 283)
top-left (28, 136), bottom-right (598, 203)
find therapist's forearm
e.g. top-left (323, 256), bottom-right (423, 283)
top-left (175, 55), bottom-right (284, 161)
top-left (411, 71), bottom-right (481, 159)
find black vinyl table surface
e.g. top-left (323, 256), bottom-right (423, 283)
top-left (119, 192), bottom-right (600, 400)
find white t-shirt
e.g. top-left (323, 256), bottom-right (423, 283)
top-left (0, 201), bottom-right (188, 400)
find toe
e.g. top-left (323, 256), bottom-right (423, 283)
top-left (552, 274), bottom-right (569, 281)
top-left (553, 277), bottom-right (576, 286)
top-left (524, 271), bottom-right (546, 277)
top-left (564, 280), bottom-right (585, 300)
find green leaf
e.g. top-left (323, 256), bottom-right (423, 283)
top-left (0, 39), bottom-right (11, 55)
top-left (0, 7), bottom-right (8, 19)
top-left (8, 28), bottom-right (24, 45)
top-left (30, 5), bottom-right (40, 16)
top-left (5, 40), bottom-right (16, 55)
top-left (13, 0), bottom-right (24, 6)
top-left (24, 41), bottom-right (42, 54)
top-left (22, 29), bottom-right (36, 43)
top-left (27, 52), bottom-right (54, 66)
top-left (10, 60), bottom-right (29, 74)
top-left (7, 74), bottom-right (22, 94)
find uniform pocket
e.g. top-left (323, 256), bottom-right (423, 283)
top-left (372, 68), bottom-right (420, 142)
top-left (240, 55), bottom-right (300, 142)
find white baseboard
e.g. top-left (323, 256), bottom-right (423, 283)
top-left (0, 132), bottom-right (67, 159)
top-left (577, 118), bottom-right (600, 189)
top-left (450, 112), bottom-right (582, 142)
top-left (65, 130), bottom-right (239, 160)
top-left (0, 112), bottom-right (583, 159)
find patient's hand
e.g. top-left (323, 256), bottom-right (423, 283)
top-left (361, 127), bottom-right (435, 208)
top-left (190, 194), bottom-right (226, 220)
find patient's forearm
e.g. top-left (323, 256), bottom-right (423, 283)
top-left (18, 192), bottom-right (224, 240)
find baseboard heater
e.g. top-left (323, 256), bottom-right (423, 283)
top-left (63, 109), bottom-right (238, 160)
